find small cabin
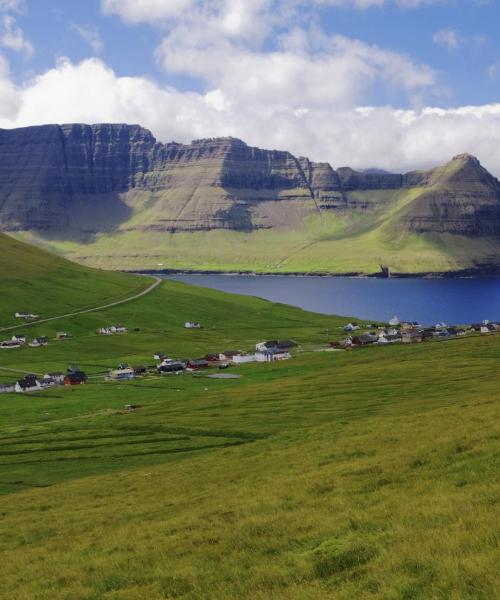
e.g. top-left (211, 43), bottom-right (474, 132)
top-left (185, 322), bottom-right (201, 329)
top-left (109, 368), bottom-right (135, 381)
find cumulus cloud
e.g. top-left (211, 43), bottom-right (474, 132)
top-left (101, 0), bottom-right (447, 26)
top-left (71, 23), bottom-right (103, 54)
top-left (2, 57), bottom-right (500, 176)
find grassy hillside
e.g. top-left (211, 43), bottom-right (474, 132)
top-left (11, 186), bottom-right (500, 274)
top-left (0, 240), bottom-right (499, 598)
top-left (0, 233), bottom-right (149, 327)
top-left (0, 334), bottom-right (499, 598)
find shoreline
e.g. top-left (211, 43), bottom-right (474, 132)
top-left (125, 266), bottom-right (500, 280)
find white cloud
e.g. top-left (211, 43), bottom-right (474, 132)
top-left (1, 57), bottom-right (500, 177)
top-left (101, 0), bottom-right (447, 27)
top-left (101, 0), bottom-right (195, 23)
top-left (71, 23), bottom-right (103, 54)
top-left (1, 14), bottom-right (33, 57)
top-left (433, 28), bottom-right (461, 51)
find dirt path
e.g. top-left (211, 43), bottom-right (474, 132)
top-left (0, 275), bottom-right (162, 334)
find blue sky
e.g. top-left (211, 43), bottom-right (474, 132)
top-left (1, 0), bottom-right (500, 173)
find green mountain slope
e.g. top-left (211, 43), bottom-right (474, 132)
top-left (0, 233), bottom-right (149, 327)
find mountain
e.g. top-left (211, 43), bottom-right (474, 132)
top-left (1, 123), bottom-right (500, 274)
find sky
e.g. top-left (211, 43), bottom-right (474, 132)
top-left (1, 0), bottom-right (500, 174)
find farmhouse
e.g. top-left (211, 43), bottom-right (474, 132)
top-left (11, 335), bottom-right (26, 344)
top-left (256, 340), bottom-right (298, 352)
top-left (255, 349), bottom-right (291, 362)
top-left (64, 368), bottom-right (87, 386)
top-left (29, 336), bottom-right (48, 347)
top-left (344, 322), bottom-right (359, 332)
top-left (256, 340), bottom-right (279, 351)
top-left (15, 375), bottom-right (42, 393)
top-left (352, 334), bottom-right (379, 346)
top-left (0, 383), bottom-right (15, 393)
top-left (158, 361), bottom-right (185, 373)
top-left (185, 322), bottom-right (201, 329)
top-left (56, 332), bottom-right (70, 340)
top-left (401, 331), bottom-right (423, 344)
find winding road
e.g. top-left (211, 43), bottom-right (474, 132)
top-left (0, 275), bottom-right (162, 334)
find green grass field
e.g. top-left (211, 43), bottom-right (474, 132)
top-left (0, 237), bottom-right (499, 599)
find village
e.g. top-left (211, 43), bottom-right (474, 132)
top-left (333, 315), bottom-right (500, 348)
top-left (1, 311), bottom-right (500, 394)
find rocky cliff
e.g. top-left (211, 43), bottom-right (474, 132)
top-left (1, 123), bottom-right (500, 238)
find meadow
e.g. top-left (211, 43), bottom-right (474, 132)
top-left (0, 235), bottom-right (499, 599)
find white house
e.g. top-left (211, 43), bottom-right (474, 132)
top-left (388, 316), bottom-right (400, 326)
top-left (15, 377), bottom-right (42, 393)
top-left (0, 383), bottom-right (15, 393)
top-left (343, 323), bottom-right (359, 332)
top-left (11, 335), bottom-right (26, 344)
top-left (185, 322), bottom-right (201, 329)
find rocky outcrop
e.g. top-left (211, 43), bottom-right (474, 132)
top-left (1, 124), bottom-right (500, 238)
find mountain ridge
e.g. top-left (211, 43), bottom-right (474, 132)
top-left (1, 123), bottom-right (500, 274)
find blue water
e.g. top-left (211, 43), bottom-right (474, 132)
top-left (164, 274), bottom-right (500, 324)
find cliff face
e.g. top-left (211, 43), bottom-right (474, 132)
top-left (402, 154), bottom-right (500, 235)
top-left (0, 124), bottom-right (500, 238)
